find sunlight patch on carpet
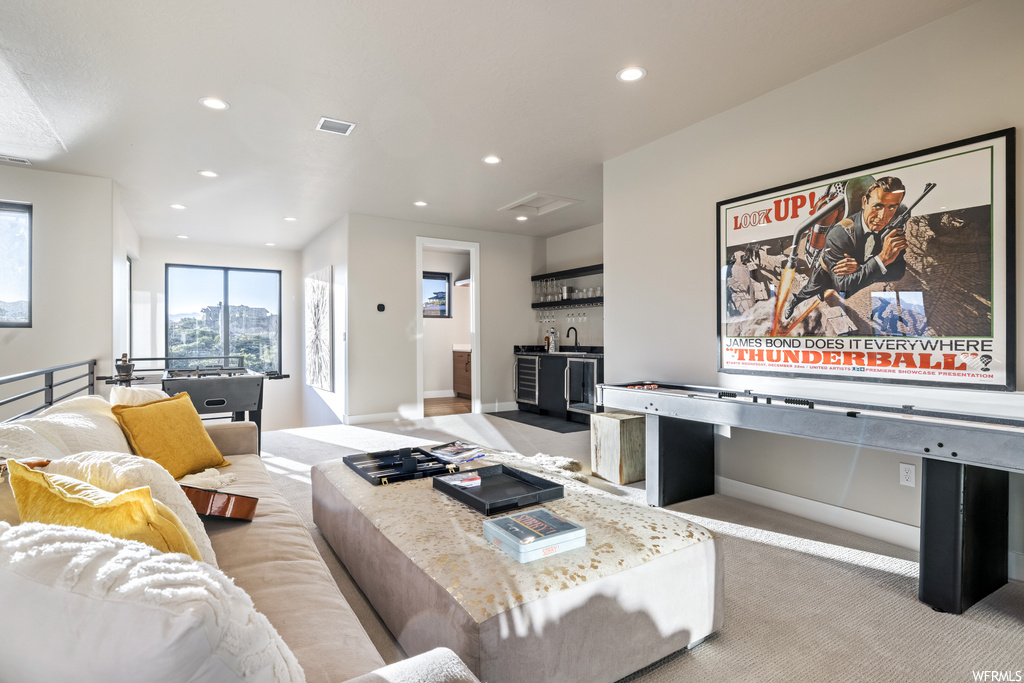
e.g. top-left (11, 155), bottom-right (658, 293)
top-left (261, 452), bottom-right (312, 485)
top-left (684, 512), bottom-right (917, 578)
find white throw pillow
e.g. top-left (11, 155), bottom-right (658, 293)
top-left (110, 385), bottom-right (171, 406)
top-left (43, 450), bottom-right (218, 567)
top-left (0, 521), bottom-right (305, 683)
top-left (23, 396), bottom-right (131, 455)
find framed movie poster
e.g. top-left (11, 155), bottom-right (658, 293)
top-left (717, 128), bottom-right (1015, 391)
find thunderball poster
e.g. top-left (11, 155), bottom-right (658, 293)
top-left (717, 129), bottom-right (1014, 391)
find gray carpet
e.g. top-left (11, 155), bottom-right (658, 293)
top-left (260, 416), bottom-right (1024, 682)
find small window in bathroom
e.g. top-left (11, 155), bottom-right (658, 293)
top-left (422, 271), bottom-right (451, 318)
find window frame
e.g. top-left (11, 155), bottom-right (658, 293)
top-left (0, 201), bottom-right (32, 328)
top-left (422, 271), bottom-right (452, 318)
top-left (126, 256), bottom-right (133, 355)
top-left (164, 264), bottom-right (283, 373)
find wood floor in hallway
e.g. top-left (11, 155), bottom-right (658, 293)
top-left (424, 396), bottom-right (471, 417)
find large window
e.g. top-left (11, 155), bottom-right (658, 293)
top-left (165, 265), bottom-right (281, 373)
top-left (422, 271), bottom-right (451, 318)
top-left (0, 202), bottom-right (31, 327)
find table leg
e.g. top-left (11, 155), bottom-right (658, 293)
top-left (919, 459), bottom-right (1008, 613)
top-left (645, 414), bottom-right (715, 507)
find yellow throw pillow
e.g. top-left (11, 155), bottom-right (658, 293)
top-left (7, 460), bottom-right (202, 561)
top-left (111, 392), bottom-right (229, 479)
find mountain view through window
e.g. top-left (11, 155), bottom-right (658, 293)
top-left (166, 265), bottom-right (281, 373)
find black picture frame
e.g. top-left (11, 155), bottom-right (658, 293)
top-left (716, 128), bottom-right (1015, 391)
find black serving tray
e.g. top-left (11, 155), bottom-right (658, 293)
top-left (344, 447), bottom-right (457, 486)
top-left (433, 464), bottom-right (564, 515)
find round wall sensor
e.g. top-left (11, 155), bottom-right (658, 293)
top-left (377, 304), bottom-right (385, 312)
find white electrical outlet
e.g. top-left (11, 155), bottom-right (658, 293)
top-left (899, 463), bottom-right (916, 487)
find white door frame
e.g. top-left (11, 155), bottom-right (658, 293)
top-left (415, 237), bottom-right (481, 417)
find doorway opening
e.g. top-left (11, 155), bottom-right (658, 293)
top-left (415, 237), bottom-right (480, 418)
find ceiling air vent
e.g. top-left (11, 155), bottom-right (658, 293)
top-left (0, 155), bottom-right (31, 165)
top-left (498, 192), bottom-right (581, 217)
top-left (316, 117), bottom-right (356, 136)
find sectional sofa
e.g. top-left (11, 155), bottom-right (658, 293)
top-left (0, 393), bottom-right (480, 682)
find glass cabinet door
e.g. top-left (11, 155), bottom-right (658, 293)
top-left (567, 358), bottom-right (597, 413)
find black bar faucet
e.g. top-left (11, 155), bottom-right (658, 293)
top-left (566, 326), bottom-right (580, 350)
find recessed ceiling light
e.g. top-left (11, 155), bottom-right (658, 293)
top-left (170, 204), bottom-right (187, 210)
top-left (177, 235), bottom-right (189, 239)
top-left (283, 216), bottom-right (297, 222)
top-left (199, 97), bottom-right (230, 110)
top-left (482, 155), bottom-right (502, 164)
top-left (616, 66), bottom-right (647, 82)
top-left (414, 201), bottom-right (428, 207)
top-left (265, 242), bottom-right (276, 247)
top-left (198, 170), bottom-right (219, 178)
top-left (516, 216), bottom-right (528, 221)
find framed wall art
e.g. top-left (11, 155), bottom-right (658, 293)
top-left (304, 265), bottom-right (333, 391)
top-left (717, 128), bottom-right (1015, 391)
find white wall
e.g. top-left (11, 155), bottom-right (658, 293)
top-left (300, 216), bottom-right (349, 426)
top-left (131, 237), bottom-right (303, 430)
top-left (536, 223), bottom-right (605, 348)
top-left (546, 223), bottom-right (603, 272)
top-left (342, 214), bottom-right (543, 421)
top-left (604, 0), bottom-right (1024, 553)
top-left (0, 165), bottom-right (117, 416)
top-left (112, 184), bottom-right (140, 362)
top-left (422, 250), bottom-right (471, 396)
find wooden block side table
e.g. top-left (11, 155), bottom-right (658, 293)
top-left (591, 411), bottom-right (646, 485)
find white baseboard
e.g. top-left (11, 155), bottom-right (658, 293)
top-left (344, 411), bottom-right (402, 425)
top-left (716, 476), bottom-right (921, 551)
top-left (423, 390), bottom-right (455, 399)
top-left (485, 402), bottom-right (520, 413)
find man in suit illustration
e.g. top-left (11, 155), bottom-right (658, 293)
top-left (784, 176), bottom-right (908, 320)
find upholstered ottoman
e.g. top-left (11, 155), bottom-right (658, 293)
top-left (311, 458), bottom-right (723, 683)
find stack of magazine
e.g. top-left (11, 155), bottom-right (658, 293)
top-left (428, 440), bottom-right (486, 464)
top-left (482, 508), bottom-right (586, 563)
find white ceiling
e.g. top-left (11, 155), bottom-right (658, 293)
top-left (0, 0), bottom-right (978, 249)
